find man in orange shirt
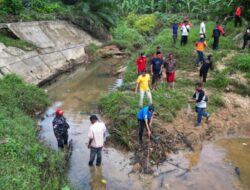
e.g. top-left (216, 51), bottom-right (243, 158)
top-left (235, 6), bottom-right (242, 27)
top-left (195, 35), bottom-right (207, 66)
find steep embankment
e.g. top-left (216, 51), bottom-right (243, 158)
top-left (0, 21), bottom-right (101, 85)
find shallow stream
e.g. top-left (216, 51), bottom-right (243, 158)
top-left (39, 58), bottom-right (250, 190)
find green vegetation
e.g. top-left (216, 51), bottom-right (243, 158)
top-left (0, 34), bottom-right (36, 50)
top-left (99, 9), bottom-right (250, 148)
top-left (0, 75), bottom-right (68, 189)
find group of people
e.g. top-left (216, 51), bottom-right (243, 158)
top-left (51, 6), bottom-right (250, 167)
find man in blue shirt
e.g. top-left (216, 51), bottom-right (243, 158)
top-left (172, 22), bottom-right (178, 45)
top-left (151, 52), bottom-right (163, 89)
top-left (137, 105), bottom-right (155, 144)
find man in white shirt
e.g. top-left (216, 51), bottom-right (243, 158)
top-left (200, 18), bottom-right (206, 38)
top-left (88, 115), bottom-right (106, 166)
top-left (180, 20), bottom-right (190, 46)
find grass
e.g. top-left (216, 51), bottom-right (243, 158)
top-left (0, 34), bottom-right (36, 50)
top-left (0, 75), bottom-right (68, 189)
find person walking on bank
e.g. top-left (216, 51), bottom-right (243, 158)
top-left (165, 53), bottom-right (176, 90)
top-left (195, 35), bottom-right (207, 66)
top-left (172, 22), bottom-right (178, 45)
top-left (136, 52), bottom-right (147, 75)
top-left (200, 55), bottom-right (214, 83)
top-left (52, 109), bottom-right (70, 150)
top-left (212, 22), bottom-right (225, 50)
top-left (235, 6), bottom-right (242, 27)
top-left (188, 82), bottom-right (209, 127)
top-left (135, 70), bottom-right (153, 108)
top-left (180, 20), bottom-right (190, 46)
top-left (151, 52), bottom-right (164, 89)
top-left (88, 115), bottom-right (107, 166)
top-left (137, 105), bottom-right (155, 144)
top-left (153, 46), bottom-right (163, 59)
top-left (242, 24), bottom-right (250, 50)
top-left (200, 18), bottom-right (206, 38)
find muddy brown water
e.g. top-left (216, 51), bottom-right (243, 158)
top-left (39, 58), bottom-right (249, 190)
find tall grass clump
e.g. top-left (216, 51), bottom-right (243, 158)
top-left (0, 75), bottom-right (68, 189)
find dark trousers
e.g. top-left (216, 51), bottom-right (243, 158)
top-left (200, 70), bottom-right (208, 82)
top-left (242, 34), bottom-right (250, 49)
top-left (173, 34), bottom-right (177, 44)
top-left (213, 36), bottom-right (219, 50)
top-left (138, 119), bottom-right (150, 143)
top-left (54, 131), bottom-right (68, 149)
top-left (152, 72), bottom-right (161, 85)
top-left (89, 147), bottom-right (102, 166)
top-left (235, 16), bottom-right (242, 27)
top-left (195, 51), bottom-right (204, 65)
top-left (181, 36), bottom-right (188, 46)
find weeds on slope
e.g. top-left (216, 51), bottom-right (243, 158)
top-left (0, 75), bottom-right (68, 189)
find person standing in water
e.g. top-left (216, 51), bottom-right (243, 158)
top-left (52, 109), bottom-right (70, 150)
top-left (88, 115), bottom-right (106, 166)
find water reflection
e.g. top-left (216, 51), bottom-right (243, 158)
top-left (89, 167), bottom-right (106, 190)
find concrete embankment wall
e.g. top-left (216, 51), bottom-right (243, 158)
top-left (0, 21), bottom-right (101, 85)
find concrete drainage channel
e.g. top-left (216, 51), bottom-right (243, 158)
top-left (0, 21), bottom-right (101, 85)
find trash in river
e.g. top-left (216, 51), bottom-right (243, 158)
top-left (101, 179), bottom-right (107, 184)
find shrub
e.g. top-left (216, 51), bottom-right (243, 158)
top-left (1, 0), bottom-right (23, 15)
top-left (228, 54), bottom-right (250, 73)
top-left (112, 21), bottom-right (145, 49)
top-left (206, 71), bottom-right (230, 89)
top-left (134, 14), bottom-right (157, 34)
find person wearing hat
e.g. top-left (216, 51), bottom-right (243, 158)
top-left (88, 115), bottom-right (106, 166)
top-left (200, 55), bottom-right (214, 83)
top-left (52, 109), bottom-right (70, 150)
top-left (136, 52), bottom-right (147, 75)
top-left (195, 35), bottom-right (207, 66)
top-left (137, 105), bottom-right (155, 144)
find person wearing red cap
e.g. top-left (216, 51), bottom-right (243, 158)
top-left (235, 6), bottom-right (242, 27)
top-left (52, 109), bottom-right (70, 150)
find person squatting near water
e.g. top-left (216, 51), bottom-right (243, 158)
top-left (164, 53), bottom-right (176, 90)
top-left (200, 55), bottom-right (214, 83)
top-left (137, 105), bottom-right (155, 144)
top-left (52, 109), bottom-right (70, 150)
top-left (135, 70), bottom-right (153, 108)
top-left (88, 115), bottom-right (107, 166)
top-left (188, 82), bottom-right (209, 127)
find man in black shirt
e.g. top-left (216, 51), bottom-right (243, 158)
top-left (242, 25), bottom-right (250, 50)
top-left (200, 55), bottom-right (214, 83)
top-left (52, 109), bottom-right (70, 150)
top-left (151, 51), bottom-right (163, 89)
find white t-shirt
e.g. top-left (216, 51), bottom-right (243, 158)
top-left (181, 25), bottom-right (190, 36)
top-left (88, 121), bottom-right (106, 148)
top-left (200, 22), bottom-right (206, 34)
